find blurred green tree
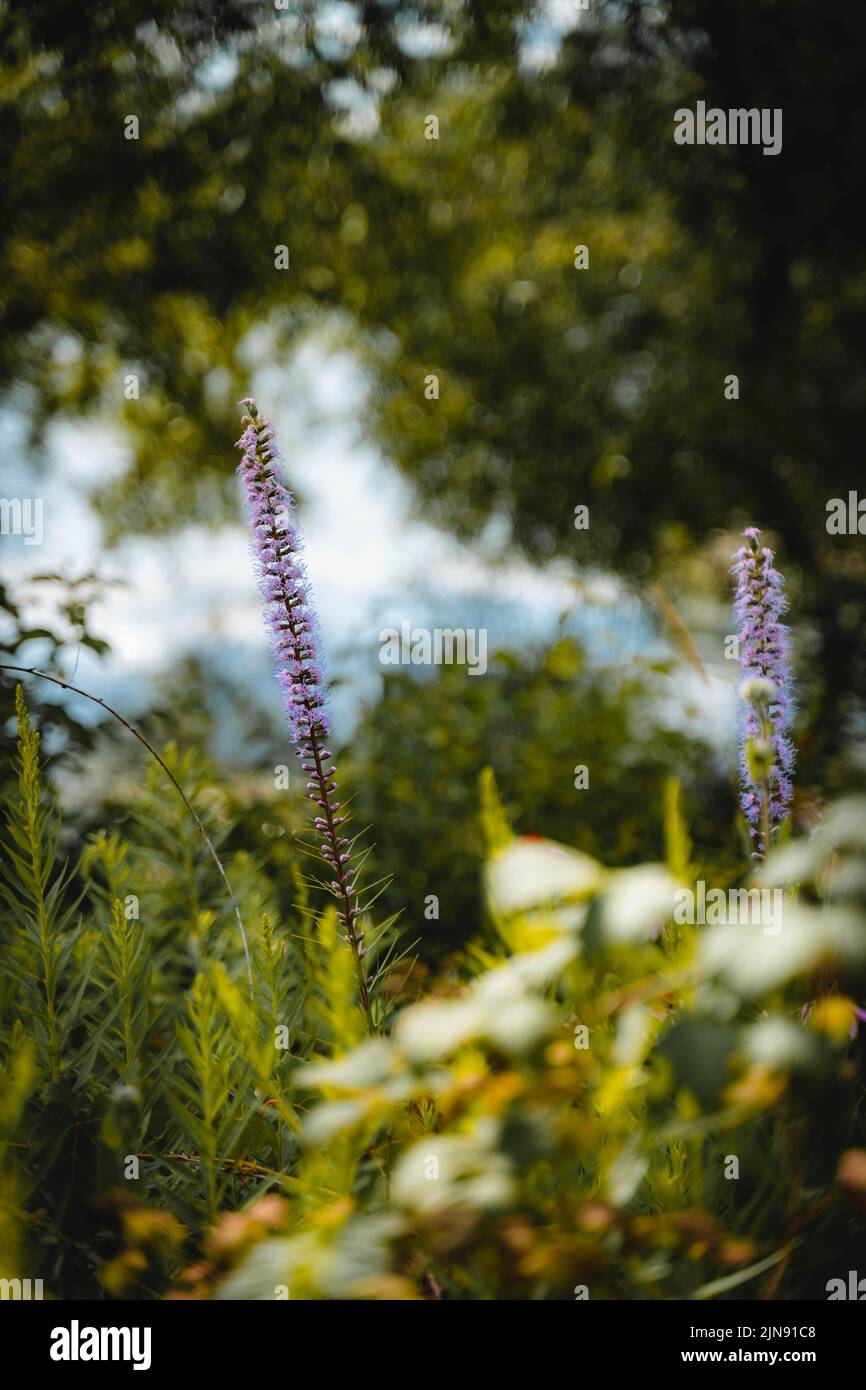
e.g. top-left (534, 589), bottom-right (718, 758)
top-left (3, 0), bottom-right (865, 771)
top-left (3, 1), bottom-right (864, 565)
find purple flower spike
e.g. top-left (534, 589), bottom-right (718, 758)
top-left (236, 419), bottom-right (329, 746)
top-left (732, 528), bottom-right (796, 858)
top-left (236, 400), bottom-right (374, 1032)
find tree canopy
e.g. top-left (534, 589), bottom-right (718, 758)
top-left (3, 0), bottom-right (865, 776)
top-left (3, 1), bottom-right (864, 568)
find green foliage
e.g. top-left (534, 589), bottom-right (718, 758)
top-left (351, 638), bottom-right (723, 958)
top-left (1, 682), bottom-right (865, 1300)
top-left (89, 893), bottom-right (152, 1089)
top-left (168, 966), bottom-right (255, 1224)
top-left (0, 687), bottom-right (315, 1293)
top-left (0, 574), bottom-right (113, 773)
top-left (0, 1029), bottom-right (37, 1279)
top-left (1, 686), bottom-right (86, 1082)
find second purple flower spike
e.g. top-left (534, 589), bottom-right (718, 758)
top-left (732, 527), bottom-right (796, 859)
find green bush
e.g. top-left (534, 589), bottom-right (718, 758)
top-left (2, 683), bottom-right (865, 1300)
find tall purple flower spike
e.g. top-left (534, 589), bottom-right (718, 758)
top-left (732, 527), bottom-right (796, 858)
top-left (236, 400), bottom-right (374, 1031)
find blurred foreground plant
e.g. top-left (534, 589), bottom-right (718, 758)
top-left (1, 674), bottom-right (865, 1299)
top-left (203, 781), bottom-right (866, 1301)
